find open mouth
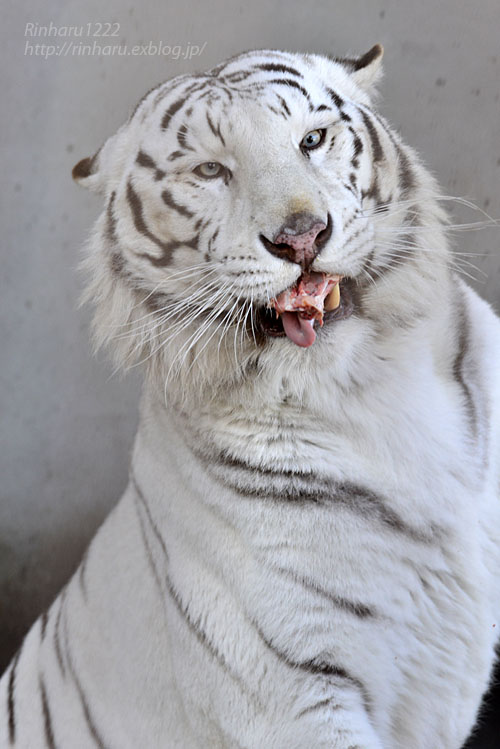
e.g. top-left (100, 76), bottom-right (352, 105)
top-left (256, 273), bottom-right (355, 348)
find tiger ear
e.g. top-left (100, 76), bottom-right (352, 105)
top-left (72, 128), bottom-right (124, 194)
top-left (337, 44), bottom-right (384, 91)
top-left (72, 151), bottom-right (103, 193)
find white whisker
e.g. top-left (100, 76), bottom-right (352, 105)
top-left (111, 276), bottom-right (224, 343)
top-left (120, 281), bottom-right (233, 374)
top-left (103, 266), bottom-right (220, 331)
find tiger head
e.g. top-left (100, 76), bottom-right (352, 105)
top-left (74, 46), bottom-right (449, 403)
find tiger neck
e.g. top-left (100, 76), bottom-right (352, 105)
top-left (133, 302), bottom-right (456, 489)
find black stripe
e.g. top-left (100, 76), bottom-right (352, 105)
top-left (277, 95), bottom-right (291, 117)
top-left (163, 571), bottom-right (261, 705)
top-left (165, 573), bottom-right (227, 663)
top-left (343, 209), bottom-right (359, 233)
top-left (161, 188), bottom-right (195, 219)
top-left (71, 672), bottom-right (107, 748)
top-left (223, 70), bottom-right (254, 83)
top-left (361, 176), bottom-right (381, 205)
top-left (63, 635), bottom-right (107, 748)
top-left (350, 127), bottom-right (364, 157)
top-left (79, 550), bottom-right (89, 603)
top-left (315, 103), bottom-right (332, 112)
top-left (7, 649), bottom-right (21, 744)
top-left (127, 180), bottom-right (191, 267)
top-left (222, 85), bottom-right (234, 102)
top-left (127, 180), bottom-right (160, 246)
top-left (265, 78), bottom-right (312, 103)
top-left (269, 563), bottom-right (377, 619)
top-left (359, 104), bottom-right (395, 143)
top-left (453, 297), bottom-right (477, 436)
top-left (167, 150), bottom-right (185, 161)
top-left (359, 109), bottom-right (384, 162)
top-left (109, 252), bottom-right (125, 276)
top-left (130, 472), bottom-right (260, 703)
top-left (135, 150), bottom-right (158, 170)
top-left (135, 150), bottom-right (166, 181)
top-left (205, 111), bottom-right (226, 146)
top-left (54, 593), bottom-right (66, 677)
top-left (196, 88), bottom-right (216, 103)
top-left (205, 111), bottom-right (219, 139)
top-left (133, 495), bottom-right (164, 594)
top-left (105, 191), bottom-right (118, 243)
top-left (161, 96), bottom-right (188, 130)
top-left (209, 448), bottom-right (315, 480)
top-left (356, 111), bottom-right (384, 206)
top-left (305, 664), bottom-right (371, 714)
top-left (326, 88), bottom-right (344, 110)
top-left (212, 50), bottom-right (292, 77)
top-left (194, 447), bottom-right (436, 543)
top-left (177, 123), bottom-right (195, 151)
top-left (267, 105), bottom-right (286, 119)
top-left (39, 675), bottom-right (57, 749)
top-left (207, 227), bottom-right (220, 256)
top-left (297, 697), bottom-right (340, 718)
top-left (154, 78), bottom-right (208, 114)
top-left (341, 224), bottom-right (371, 257)
top-left (130, 472), bottom-right (170, 562)
top-left (374, 109), bottom-right (416, 194)
top-left (343, 181), bottom-right (357, 198)
top-left (255, 63), bottom-right (303, 77)
top-left (41, 610), bottom-right (49, 640)
top-left (359, 104), bottom-right (416, 196)
top-left (254, 623), bottom-right (372, 714)
top-left (131, 472), bottom-right (372, 717)
top-left (198, 445), bottom-right (317, 489)
top-left (395, 143), bottom-right (416, 195)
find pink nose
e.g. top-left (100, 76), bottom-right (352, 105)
top-left (275, 222), bottom-right (327, 253)
top-left (261, 212), bottom-right (330, 268)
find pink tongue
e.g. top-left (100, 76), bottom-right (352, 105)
top-left (281, 312), bottom-right (317, 348)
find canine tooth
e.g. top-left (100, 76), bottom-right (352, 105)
top-left (325, 284), bottom-right (340, 311)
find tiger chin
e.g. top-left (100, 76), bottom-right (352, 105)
top-left (2, 44), bottom-right (500, 749)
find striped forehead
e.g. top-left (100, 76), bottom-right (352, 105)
top-left (142, 62), bottom-right (342, 142)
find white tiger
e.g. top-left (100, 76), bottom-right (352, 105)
top-left (1, 44), bottom-right (500, 748)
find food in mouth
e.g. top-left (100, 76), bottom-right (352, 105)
top-left (267, 272), bottom-right (341, 348)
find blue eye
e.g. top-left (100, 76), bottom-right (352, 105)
top-left (300, 129), bottom-right (326, 151)
top-left (193, 162), bottom-right (224, 178)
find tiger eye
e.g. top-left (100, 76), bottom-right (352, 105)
top-left (300, 129), bottom-right (326, 151)
top-left (194, 162), bottom-right (223, 178)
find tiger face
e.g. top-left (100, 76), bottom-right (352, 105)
top-left (74, 45), bottom-right (447, 391)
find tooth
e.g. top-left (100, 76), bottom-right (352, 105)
top-left (325, 284), bottom-right (340, 311)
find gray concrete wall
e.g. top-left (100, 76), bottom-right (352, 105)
top-left (1, 0), bottom-right (499, 671)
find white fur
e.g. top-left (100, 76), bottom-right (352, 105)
top-left (1, 47), bottom-right (499, 748)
